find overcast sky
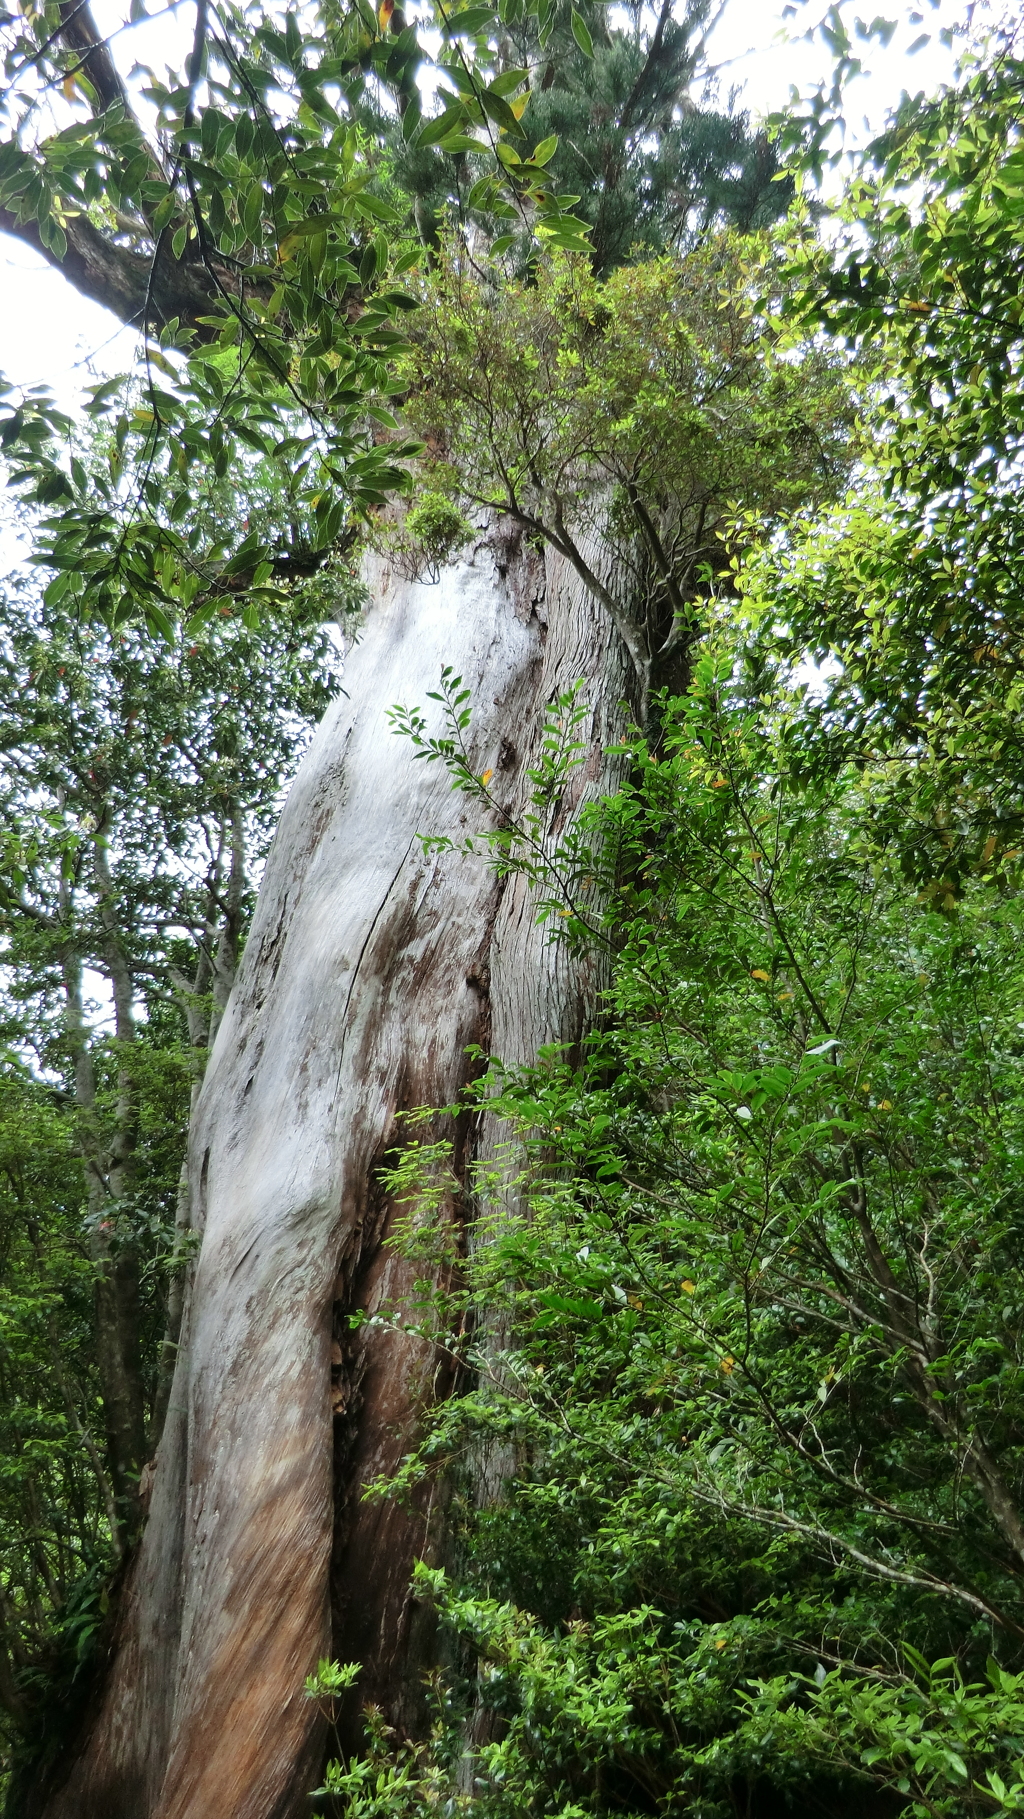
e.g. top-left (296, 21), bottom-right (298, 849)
top-left (0, 0), bottom-right (970, 409)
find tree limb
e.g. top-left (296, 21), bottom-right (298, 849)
top-left (56, 0), bottom-right (131, 114)
top-left (0, 204), bottom-right (220, 333)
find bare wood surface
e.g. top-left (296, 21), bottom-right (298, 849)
top-left (35, 532), bottom-right (631, 1819)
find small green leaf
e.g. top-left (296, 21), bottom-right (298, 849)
top-left (570, 9), bottom-right (593, 56)
top-left (489, 66), bottom-right (530, 96)
top-left (418, 103), bottom-right (468, 148)
top-left (144, 601), bottom-right (176, 641)
top-left (480, 88), bottom-right (528, 135)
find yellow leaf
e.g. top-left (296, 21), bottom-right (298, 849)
top-left (510, 94), bottom-right (529, 119)
top-left (680, 1279), bottom-right (695, 1294)
top-left (878, 1099), bottom-right (892, 1111)
top-left (378, 0), bottom-right (394, 25)
top-left (63, 73), bottom-right (78, 100)
top-left (715, 1637), bottom-right (728, 1650)
top-left (751, 968), bottom-right (771, 982)
top-left (720, 1355), bottom-right (735, 1374)
top-left (480, 769), bottom-right (493, 786)
top-left (777, 990), bottom-right (793, 1002)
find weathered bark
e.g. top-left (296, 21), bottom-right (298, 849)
top-left (152, 804), bottom-right (248, 1450)
top-left (33, 527), bottom-right (632, 1819)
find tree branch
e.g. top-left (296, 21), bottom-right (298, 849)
top-left (56, 0), bottom-right (130, 114)
top-left (0, 205), bottom-right (220, 333)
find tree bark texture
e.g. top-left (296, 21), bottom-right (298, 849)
top-left (33, 528), bottom-right (632, 1819)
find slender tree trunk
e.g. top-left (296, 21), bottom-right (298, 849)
top-left (208, 801), bottom-right (246, 1049)
top-left (60, 931), bottom-right (146, 1544)
top-left (33, 529), bottom-right (632, 1819)
top-left (92, 828), bottom-right (149, 1504)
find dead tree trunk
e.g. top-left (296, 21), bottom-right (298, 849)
top-left (34, 527), bottom-right (633, 1819)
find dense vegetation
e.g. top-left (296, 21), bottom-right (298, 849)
top-left (308, 46), bottom-right (1024, 1819)
top-left (0, 561), bottom-right (340, 1773)
top-left (2, 0), bottom-right (1024, 1812)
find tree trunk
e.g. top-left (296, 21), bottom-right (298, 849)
top-left (60, 939), bottom-right (146, 1546)
top-left (32, 526), bottom-right (632, 1819)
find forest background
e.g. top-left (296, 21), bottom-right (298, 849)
top-left (2, 0), bottom-right (1024, 1814)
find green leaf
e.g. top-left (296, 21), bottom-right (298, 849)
top-left (418, 103), bottom-right (469, 148)
top-left (489, 66), bottom-right (530, 96)
top-left (440, 4), bottom-right (495, 35)
top-left (570, 9), bottom-right (593, 56)
top-left (480, 88), bottom-right (528, 136)
top-left (143, 600), bottom-right (176, 640)
top-left (536, 1292), bottom-right (604, 1319)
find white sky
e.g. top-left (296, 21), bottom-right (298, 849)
top-left (0, 0), bottom-right (970, 405)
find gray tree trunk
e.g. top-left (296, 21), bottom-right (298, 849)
top-left (36, 527), bottom-right (631, 1819)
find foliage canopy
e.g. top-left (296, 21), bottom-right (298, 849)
top-left (299, 38), bottom-right (1024, 1819)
